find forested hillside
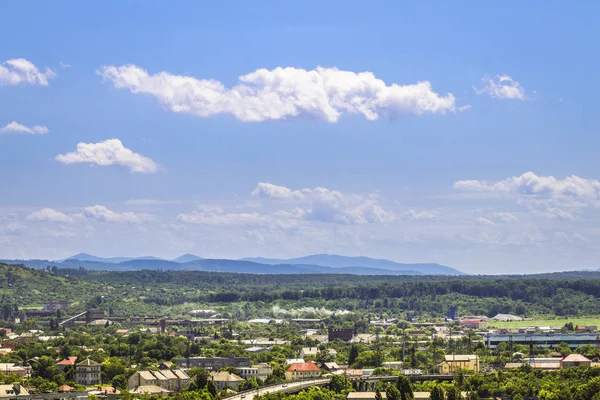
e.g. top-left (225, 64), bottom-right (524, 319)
top-left (1, 263), bottom-right (600, 320)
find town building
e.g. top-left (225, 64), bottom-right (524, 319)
top-left (174, 356), bottom-right (251, 370)
top-left (438, 355), bottom-right (480, 374)
top-left (85, 309), bottom-right (105, 324)
top-left (210, 371), bottom-right (244, 390)
top-left (561, 354), bottom-right (592, 368)
top-left (381, 361), bottom-right (404, 370)
top-left (0, 364), bottom-right (27, 377)
top-left (56, 357), bottom-right (77, 372)
top-left (75, 359), bottom-right (101, 386)
top-left (505, 357), bottom-right (562, 371)
top-left (128, 369), bottom-right (190, 391)
top-left (459, 319), bottom-right (486, 329)
top-left (285, 360), bottom-right (320, 381)
top-left (483, 332), bottom-right (600, 349)
top-left (237, 363), bottom-right (273, 380)
top-left (328, 328), bottom-right (353, 342)
top-left (0, 384), bottom-right (29, 400)
top-left (299, 347), bottom-right (319, 358)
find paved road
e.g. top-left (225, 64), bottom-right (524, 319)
top-left (226, 378), bottom-right (330, 400)
top-left (225, 374), bottom-right (456, 400)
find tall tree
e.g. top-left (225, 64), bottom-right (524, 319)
top-left (395, 375), bottom-right (413, 400)
top-left (429, 385), bottom-right (444, 400)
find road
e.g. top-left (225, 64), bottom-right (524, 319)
top-left (225, 378), bottom-right (330, 400)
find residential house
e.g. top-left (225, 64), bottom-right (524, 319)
top-left (131, 385), bottom-right (170, 395)
top-left (237, 363), bottom-right (273, 380)
top-left (561, 354), bottom-right (592, 368)
top-left (299, 347), bottom-right (319, 358)
top-left (56, 357), bottom-right (77, 372)
top-left (75, 359), bottom-right (101, 386)
top-left (209, 371), bottom-right (244, 390)
top-left (285, 360), bottom-right (320, 381)
top-left (285, 358), bottom-right (305, 365)
top-left (0, 384), bottom-right (29, 400)
top-left (0, 364), bottom-right (27, 377)
top-left (321, 362), bottom-right (340, 372)
top-left (459, 319), bottom-right (487, 329)
top-left (505, 358), bottom-right (561, 371)
top-left (128, 369), bottom-right (190, 391)
top-left (438, 355), bottom-right (480, 374)
top-left (174, 356), bottom-right (250, 370)
top-left (381, 361), bottom-right (404, 370)
top-left (245, 347), bottom-right (269, 354)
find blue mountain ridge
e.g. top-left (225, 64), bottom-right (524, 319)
top-left (1, 253), bottom-right (463, 275)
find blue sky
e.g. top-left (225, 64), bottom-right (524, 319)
top-left (1, 1), bottom-right (600, 273)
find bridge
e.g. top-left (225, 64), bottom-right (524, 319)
top-left (225, 374), bottom-right (457, 400)
top-left (58, 311), bottom-right (86, 327)
top-left (226, 378), bottom-right (330, 400)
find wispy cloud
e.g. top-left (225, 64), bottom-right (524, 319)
top-left (98, 65), bottom-right (463, 123)
top-left (83, 205), bottom-right (153, 223)
top-left (474, 75), bottom-right (526, 100)
top-left (0, 121), bottom-right (49, 135)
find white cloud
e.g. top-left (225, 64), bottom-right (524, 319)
top-left (252, 182), bottom-right (304, 199)
top-left (98, 64), bottom-right (462, 123)
top-left (59, 61), bottom-right (71, 69)
top-left (83, 205), bottom-right (153, 223)
top-left (453, 172), bottom-right (600, 203)
top-left (55, 139), bottom-right (159, 173)
top-left (400, 209), bottom-right (439, 221)
top-left (474, 75), bottom-right (526, 100)
top-left (252, 182), bottom-right (394, 224)
top-left (26, 208), bottom-right (72, 223)
top-left (0, 58), bottom-right (55, 86)
top-left (178, 205), bottom-right (268, 226)
top-left (0, 121), bottom-right (49, 135)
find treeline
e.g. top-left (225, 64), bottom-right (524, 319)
top-left (139, 278), bottom-right (600, 316)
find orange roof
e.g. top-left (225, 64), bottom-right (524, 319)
top-left (287, 360), bottom-right (320, 372)
top-left (58, 385), bottom-right (73, 391)
top-left (57, 357), bottom-right (77, 366)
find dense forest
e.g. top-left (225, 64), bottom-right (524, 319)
top-left (2, 263), bottom-right (600, 320)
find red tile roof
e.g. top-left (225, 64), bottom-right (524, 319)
top-left (287, 360), bottom-right (320, 372)
top-left (57, 357), bottom-right (77, 366)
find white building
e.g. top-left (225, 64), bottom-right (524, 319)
top-left (75, 359), bottom-right (101, 386)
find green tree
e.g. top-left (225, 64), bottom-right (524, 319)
top-left (375, 389), bottom-right (383, 400)
top-left (512, 394), bottom-right (524, 400)
top-left (395, 375), bottom-right (413, 400)
top-left (329, 375), bottom-right (352, 394)
top-left (206, 380), bottom-right (217, 398)
top-left (348, 344), bottom-right (360, 366)
top-left (446, 385), bottom-right (461, 400)
top-left (32, 356), bottom-right (59, 381)
top-left (112, 374), bottom-right (128, 390)
top-left (429, 385), bottom-right (444, 400)
top-left (465, 392), bottom-right (479, 400)
top-left (386, 384), bottom-right (401, 400)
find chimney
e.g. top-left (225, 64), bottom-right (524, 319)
top-left (12, 383), bottom-right (20, 394)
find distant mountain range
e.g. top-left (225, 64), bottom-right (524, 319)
top-left (0, 253), bottom-right (463, 276)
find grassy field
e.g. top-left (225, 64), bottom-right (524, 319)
top-left (487, 316), bottom-right (600, 329)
